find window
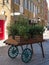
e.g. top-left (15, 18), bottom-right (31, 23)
top-left (27, 0), bottom-right (29, 9)
top-left (23, 0), bottom-right (26, 8)
top-left (30, 1), bottom-right (31, 11)
top-left (30, 2), bottom-right (33, 12)
top-left (14, 0), bottom-right (20, 5)
top-left (35, 6), bottom-right (37, 15)
top-left (6, 0), bottom-right (9, 3)
top-left (34, 5), bottom-right (36, 13)
top-left (23, 0), bottom-right (25, 8)
top-left (30, 2), bottom-right (31, 11)
top-left (37, 0), bottom-right (40, 3)
top-left (28, 1), bottom-right (30, 11)
top-left (4, 0), bottom-right (9, 3)
top-left (29, 1), bottom-right (33, 12)
top-left (38, 7), bottom-right (40, 13)
top-left (23, 0), bottom-right (29, 9)
top-left (31, 2), bottom-right (34, 13)
top-left (33, 3), bottom-right (34, 13)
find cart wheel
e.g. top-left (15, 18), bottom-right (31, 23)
top-left (21, 48), bottom-right (32, 63)
top-left (8, 46), bottom-right (19, 59)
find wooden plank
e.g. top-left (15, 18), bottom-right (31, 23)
top-left (4, 38), bottom-right (45, 46)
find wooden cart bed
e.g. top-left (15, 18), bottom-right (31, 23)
top-left (4, 36), bottom-right (45, 46)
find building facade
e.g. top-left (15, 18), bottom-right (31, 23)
top-left (11, 0), bottom-right (48, 25)
top-left (0, 0), bottom-right (11, 23)
top-left (0, 0), bottom-right (48, 39)
top-left (0, 0), bottom-right (11, 39)
top-left (11, 0), bottom-right (46, 25)
top-left (0, 0), bottom-right (48, 25)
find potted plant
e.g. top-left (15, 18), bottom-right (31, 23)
top-left (7, 16), bottom-right (45, 42)
top-left (28, 24), bottom-right (45, 42)
top-left (7, 16), bottom-right (30, 42)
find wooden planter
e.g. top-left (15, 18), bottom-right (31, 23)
top-left (14, 35), bottom-right (43, 43)
top-left (4, 35), bottom-right (43, 46)
top-left (8, 35), bottom-right (43, 45)
top-left (15, 36), bottom-right (26, 42)
top-left (33, 35), bottom-right (43, 40)
top-left (28, 35), bottom-right (43, 43)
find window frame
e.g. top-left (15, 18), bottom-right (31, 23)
top-left (14, 0), bottom-right (20, 5)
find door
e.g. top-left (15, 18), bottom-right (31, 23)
top-left (0, 20), bottom-right (5, 40)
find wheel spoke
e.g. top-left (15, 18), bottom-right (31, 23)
top-left (21, 48), bottom-right (32, 63)
top-left (8, 46), bottom-right (19, 59)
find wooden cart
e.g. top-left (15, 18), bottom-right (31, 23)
top-left (4, 36), bottom-right (45, 63)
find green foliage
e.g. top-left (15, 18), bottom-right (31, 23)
top-left (7, 17), bottom-right (30, 39)
top-left (7, 23), bottom-right (18, 36)
top-left (7, 16), bottom-right (45, 39)
top-left (29, 25), bottom-right (45, 38)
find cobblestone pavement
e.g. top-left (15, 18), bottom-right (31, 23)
top-left (0, 30), bottom-right (49, 65)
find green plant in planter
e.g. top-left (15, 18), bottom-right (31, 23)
top-left (7, 23), bottom-right (18, 39)
top-left (29, 25), bottom-right (45, 38)
top-left (7, 17), bottom-right (30, 39)
top-left (33, 25), bottom-right (44, 35)
top-left (7, 15), bottom-right (45, 39)
top-left (16, 23), bottom-right (29, 39)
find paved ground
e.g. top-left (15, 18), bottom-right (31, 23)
top-left (0, 30), bottom-right (49, 65)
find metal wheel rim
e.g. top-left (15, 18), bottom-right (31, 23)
top-left (21, 48), bottom-right (32, 63)
top-left (8, 46), bottom-right (19, 58)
